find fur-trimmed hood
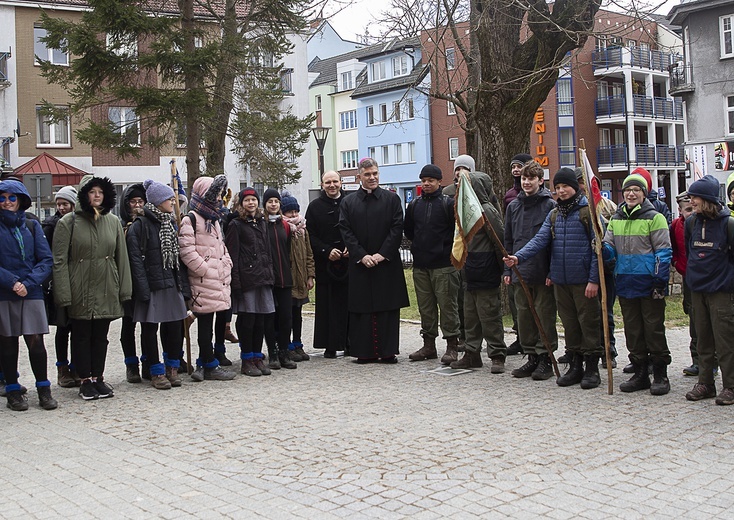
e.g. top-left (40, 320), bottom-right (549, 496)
top-left (78, 175), bottom-right (117, 216)
top-left (119, 183), bottom-right (146, 223)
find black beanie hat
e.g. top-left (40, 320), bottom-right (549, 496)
top-left (553, 167), bottom-right (580, 192)
top-left (510, 153), bottom-right (533, 167)
top-left (419, 164), bottom-right (442, 180)
top-left (263, 188), bottom-right (281, 203)
top-left (687, 175), bottom-right (721, 204)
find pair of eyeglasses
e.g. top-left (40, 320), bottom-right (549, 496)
top-left (623, 187), bottom-right (643, 194)
top-left (0, 195), bottom-right (18, 203)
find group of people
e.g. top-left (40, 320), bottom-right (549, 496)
top-left (1, 152), bottom-right (733, 411)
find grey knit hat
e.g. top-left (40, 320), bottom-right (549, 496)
top-left (55, 185), bottom-right (77, 206)
top-left (204, 174), bottom-right (228, 204)
top-left (143, 179), bottom-right (175, 206)
top-left (453, 154), bottom-right (475, 172)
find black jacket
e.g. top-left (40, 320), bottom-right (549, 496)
top-left (225, 211), bottom-right (274, 292)
top-left (126, 208), bottom-right (189, 301)
top-left (42, 212), bottom-right (63, 247)
top-left (404, 186), bottom-right (455, 269)
top-left (306, 190), bottom-right (348, 281)
top-left (267, 216), bottom-right (293, 289)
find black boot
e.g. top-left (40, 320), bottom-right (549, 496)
top-left (531, 354), bottom-right (554, 380)
top-left (619, 362), bottom-right (651, 392)
top-left (268, 345), bottom-right (281, 370)
top-left (557, 350), bottom-right (572, 364)
top-left (580, 354), bottom-right (601, 389)
top-left (511, 354), bottom-right (538, 378)
top-left (650, 363), bottom-right (670, 396)
top-left (38, 386), bottom-right (58, 410)
top-left (279, 351), bottom-right (297, 369)
top-left (556, 353), bottom-right (584, 387)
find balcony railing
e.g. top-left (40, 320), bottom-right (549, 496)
top-left (592, 47), bottom-right (681, 72)
top-left (595, 95), bottom-right (683, 120)
top-left (597, 145), bottom-right (628, 168)
top-left (669, 62), bottom-right (695, 95)
top-left (597, 144), bottom-right (685, 168)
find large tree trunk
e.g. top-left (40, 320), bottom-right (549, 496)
top-left (181, 0), bottom-right (202, 187)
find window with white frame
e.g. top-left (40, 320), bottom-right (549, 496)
top-left (106, 32), bottom-right (137, 58)
top-left (392, 101), bottom-right (401, 121)
top-left (339, 110), bottom-right (357, 131)
top-left (34, 27), bottom-right (68, 66)
top-left (379, 103), bottom-right (388, 123)
top-left (449, 138), bottom-right (459, 160)
top-left (341, 71), bottom-right (353, 91)
top-left (341, 149), bottom-right (359, 169)
top-left (447, 100), bottom-right (456, 115)
top-left (371, 61), bottom-right (386, 81)
top-left (395, 143), bottom-right (403, 163)
top-left (108, 107), bottom-right (140, 145)
top-left (367, 106), bottom-right (375, 125)
top-left (721, 15), bottom-right (734, 58)
top-left (315, 95), bottom-right (322, 111)
top-left (36, 106), bottom-right (70, 146)
top-left (392, 55), bottom-right (409, 76)
top-left (446, 47), bottom-right (456, 70)
top-left (727, 95), bottom-right (734, 135)
top-left (382, 146), bottom-right (390, 165)
top-left (368, 146), bottom-right (376, 160)
top-left (408, 142), bottom-right (415, 162)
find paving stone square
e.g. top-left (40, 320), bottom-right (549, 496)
top-left (2, 315), bottom-right (734, 519)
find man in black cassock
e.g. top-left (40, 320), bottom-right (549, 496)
top-left (338, 158), bottom-right (410, 363)
top-left (305, 171), bottom-right (350, 358)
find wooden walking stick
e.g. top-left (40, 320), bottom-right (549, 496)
top-left (577, 141), bottom-right (614, 394)
top-left (171, 159), bottom-right (194, 375)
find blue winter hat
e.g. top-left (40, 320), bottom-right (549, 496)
top-left (280, 190), bottom-right (299, 213)
top-left (687, 175), bottom-right (721, 204)
top-left (143, 179), bottom-right (175, 207)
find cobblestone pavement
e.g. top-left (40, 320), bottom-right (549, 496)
top-left (3, 316), bottom-right (733, 519)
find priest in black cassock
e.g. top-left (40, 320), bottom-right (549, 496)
top-left (338, 158), bottom-right (410, 363)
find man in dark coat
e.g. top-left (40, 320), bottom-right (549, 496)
top-left (338, 158), bottom-right (410, 363)
top-left (306, 171), bottom-right (350, 358)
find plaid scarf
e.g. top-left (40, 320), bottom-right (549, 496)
top-left (556, 191), bottom-right (581, 219)
top-left (189, 192), bottom-right (224, 233)
top-left (145, 203), bottom-right (179, 270)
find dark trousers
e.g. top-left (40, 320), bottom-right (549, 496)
top-left (683, 279), bottom-right (699, 364)
top-left (54, 324), bottom-right (72, 364)
top-left (600, 271), bottom-right (617, 356)
top-left (692, 292), bottom-right (734, 388)
top-left (141, 321), bottom-right (182, 367)
top-left (236, 313), bottom-right (265, 355)
top-left (313, 280), bottom-right (348, 351)
top-left (619, 296), bottom-right (670, 366)
top-left (120, 315), bottom-right (138, 363)
top-left (0, 334), bottom-right (48, 385)
top-left (214, 308), bottom-right (233, 345)
top-left (70, 318), bottom-right (112, 379)
top-left (264, 286), bottom-right (293, 354)
top-left (194, 312), bottom-right (215, 365)
top-left (292, 304), bottom-right (303, 344)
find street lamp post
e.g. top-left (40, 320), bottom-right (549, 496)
top-left (312, 126), bottom-right (331, 177)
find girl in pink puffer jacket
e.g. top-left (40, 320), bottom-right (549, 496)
top-left (178, 174), bottom-right (236, 382)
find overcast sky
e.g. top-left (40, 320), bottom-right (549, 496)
top-left (326, 0), bottom-right (684, 42)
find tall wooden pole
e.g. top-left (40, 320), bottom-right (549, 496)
top-left (171, 159), bottom-right (193, 375)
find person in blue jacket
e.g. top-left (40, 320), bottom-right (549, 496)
top-left (505, 168), bottom-right (602, 389)
top-left (0, 179), bottom-right (56, 411)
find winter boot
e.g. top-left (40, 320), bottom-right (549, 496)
top-left (650, 363), bottom-right (670, 396)
top-left (619, 362), bottom-right (651, 393)
top-left (126, 363), bottom-right (142, 384)
top-left (279, 351), bottom-right (297, 369)
top-left (241, 359), bottom-right (262, 377)
top-left (254, 357), bottom-right (271, 375)
top-left (506, 338), bottom-right (522, 356)
top-left (6, 389), bottom-right (28, 411)
top-left (215, 346), bottom-right (233, 367)
top-left (57, 365), bottom-right (77, 388)
top-left (409, 336), bottom-right (438, 361)
top-left (151, 374), bottom-right (172, 390)
top-left (441, 336), bottom-right (460, 365)
top-left (293, 342), bottom-right (310, 361)
top-left (38, 386), bottom-right (58, 410)
top-left (165, 366), bottom-right (182, 387)
top-left (511, 354), bottom-right (539, 378)
top-left (580, 354), bottom-right (601, 389)
top-left (224, 324), bottom-right (238, 343)
top-left (450, 349), bottom-right (483, 369)
top-left (288, 344), bottom-right (305, 362)
top-left (268, 345), bottom-right (282, 370)
top-left (531, 354), bottom-right (555, 381)
top-left (557, 350), bottom-right (572, 364)
top-left (556, 353), bottom-right (584, 387)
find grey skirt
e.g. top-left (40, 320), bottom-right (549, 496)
top-left (133, 287), bottom-right (188, 324)
top-left (0, 299), bottom-right (49, 336)
top-left (232, 286), bottom-right (275, 314)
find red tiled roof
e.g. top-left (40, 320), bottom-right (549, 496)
top-left (15, 152), bottom-right (88, 186)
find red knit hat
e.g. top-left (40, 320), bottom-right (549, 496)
top-left (631, 167), bottom-right (652, 191)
